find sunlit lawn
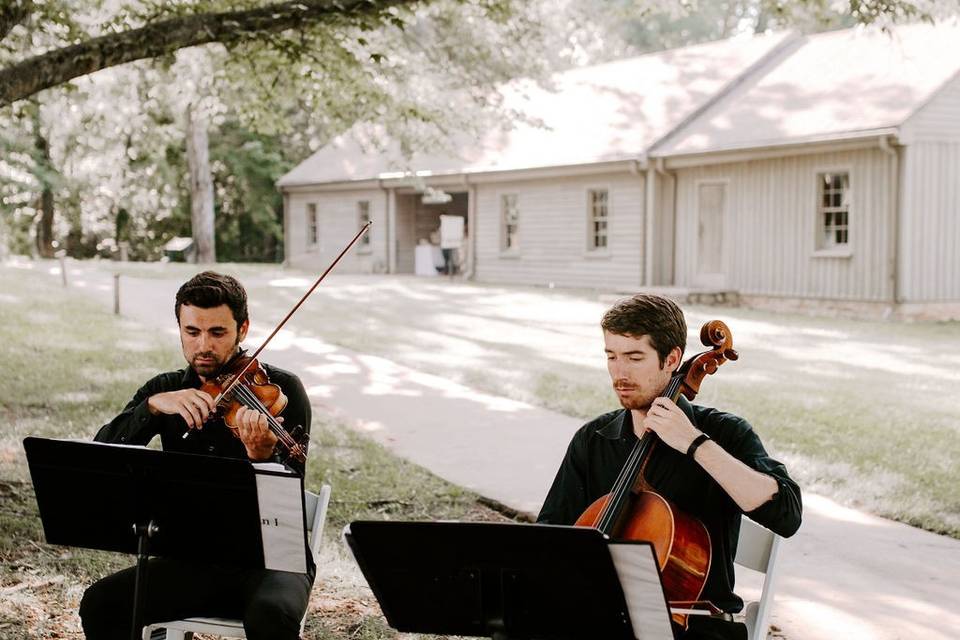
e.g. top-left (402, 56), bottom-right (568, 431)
top-left (0, 265), bottom-right (503, 639)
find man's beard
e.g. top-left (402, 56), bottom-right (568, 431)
top-left (614, 385), bottom-right (653, 411)
top-left (191, 353), bottom-right (223, 377)
top-left (190, 343), bottom-right (240, 377)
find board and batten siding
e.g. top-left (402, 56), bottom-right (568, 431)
top-left (473, 173), bottom-right (645, 290)
top-left (898, 141), bottom-right (960, 302)
top-left (673, 148), bottom-right (898, 301)
top-left (897, 74), bottom-right (960, 302)
top-left (286, 189), bottom-right (386, 272)
top-left (900, 71), bottom-right (960, 143)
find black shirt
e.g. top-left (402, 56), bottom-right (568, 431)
top-left (537, 396), bottom-right (801, 613)
top-left (95, 362), bottom-right (311, 476)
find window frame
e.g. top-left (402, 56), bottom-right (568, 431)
top-left (306, 202), bottom-right (318, 251)
top-left (586, 187), bottom-right (611, 253)
top-left (357, 200), bottom-right (371, 253)
top-left (500, 193), bottom-right (520, 255)
top-left (813, 169), bottom-right (853, 257)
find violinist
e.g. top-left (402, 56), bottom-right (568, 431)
top-left (538, 294), bottom-right (801, 640)
top-left (79, 271), bottom-right (313, 640)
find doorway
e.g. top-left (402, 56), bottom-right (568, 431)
top-left (395, 191), bottom-right (469, 275)
top-left (695, 182), bottom-right (726, 288)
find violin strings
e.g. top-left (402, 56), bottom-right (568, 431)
top-left (232, 385), bottom-right (303, 455)
top-left (220, 370), bottom-right (286, 440)
top-left (231, 384), bottom-right (286, 438)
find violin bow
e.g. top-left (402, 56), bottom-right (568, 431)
top-left (214, 221), bottom-right (373, 404)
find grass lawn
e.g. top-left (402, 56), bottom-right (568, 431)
top-left (0, 265), bottom-right (508, 639)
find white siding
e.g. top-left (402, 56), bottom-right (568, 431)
top-left (901, 74), bottom-right (960, 143)
top-left (899, 142), bottom-right (960, 301)
top-left (673, 148), bottom-right (897, 301)
top-left (286, 189), bottom-right (387, 273)
top-left (473, 173), bottom-right (645, 290)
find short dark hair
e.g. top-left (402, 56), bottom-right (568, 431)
top-left (175, 271), bottom-right (248, 330)
top-left (601, 294), bottom-right (687, 366)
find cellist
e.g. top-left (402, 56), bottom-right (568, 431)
top-left (538, 294), bottom-right (802, 640)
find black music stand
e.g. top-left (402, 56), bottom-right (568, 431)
top-left (23, 437), bottom-right (265, 640)
top-left (345, 520), bottom-right (658, 640)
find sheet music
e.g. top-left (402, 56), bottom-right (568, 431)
top-left (254, 466), bottom-right (306, 574)
top-left (608, 542), bottom-right (675, 640)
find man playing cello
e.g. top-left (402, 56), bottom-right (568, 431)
top-left (79, 271), bottom-right (313, 640)
top-left (538, 294), bottom-right (801, 640)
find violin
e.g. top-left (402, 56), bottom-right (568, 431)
top-left (200, 353), bottom-right (307, 467)
top-left (575, 320), bottom-right (738, 627)
top-left (189, 221), bottom-right (372, 469)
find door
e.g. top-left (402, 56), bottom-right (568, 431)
top-left (695, 182), bottom-right (726, 288)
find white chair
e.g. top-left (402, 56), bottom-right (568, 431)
top-left (142, 484), bottom-right (332, 640)
top-left (735, 516), bottom-right (783, 640)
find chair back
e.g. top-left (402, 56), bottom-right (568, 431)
top-left (305, 484), bottom-right (332, 564)
top-left (734, 517), bottom-right (783, 640)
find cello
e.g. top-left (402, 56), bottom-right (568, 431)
top-left (575, 320), bottom-right (738, 627)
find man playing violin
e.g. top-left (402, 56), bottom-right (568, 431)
top-left (538, 294), bottom-right (801, 640)
top-left (79, 271), bottom-right (314, 640)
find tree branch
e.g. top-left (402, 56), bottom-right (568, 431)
top-left (0, 0), bottom-right (421, 106)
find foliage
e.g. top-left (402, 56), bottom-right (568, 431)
top-left (0, 0), bottom-right (585, 261)
top-left (589, 0), bottom-right (959, 58)
top-left (210, 122), bottom-right (292, 262)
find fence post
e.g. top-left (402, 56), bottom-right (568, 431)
top-left (114, 273), bottom-right (120, 315)
top-left (57, 251), bottom-right (67, 287)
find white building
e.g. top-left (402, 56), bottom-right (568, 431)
top-left (278, 22), bottom-right (960, 319)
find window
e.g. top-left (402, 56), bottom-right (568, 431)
top-left (501, 194), bottom-right (519, 251)
top-left (357, 201), bottom-right (371, 249)
top-left (306, 203), bottom-right (318, 248)
top-left (817, 173), bottom-right (849, 249)
top-left (587, 189), bottom-right (609, 250)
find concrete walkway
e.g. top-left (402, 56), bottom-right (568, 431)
top-left (53, 263), bottom-right (960, 640)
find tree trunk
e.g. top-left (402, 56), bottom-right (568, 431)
top-left (185, 103), bottom-right (216, 264)
top-left (37, 185), bottom-right (54, 258)
top-left (33, 113), bottom-right (55, 258)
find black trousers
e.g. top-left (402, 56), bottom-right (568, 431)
top-left (79, 557), bottom-right (315, 640)
top-left (440, 248), bottom-right (456, 274)
top-left (675, 617), bottom-right (748, 640)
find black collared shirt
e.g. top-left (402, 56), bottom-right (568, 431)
top-left (94, 362), bottom-right (311, 476)
top-left (537, 396), bottom-right (801, 613)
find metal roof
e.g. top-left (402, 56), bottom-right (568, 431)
top-left (652, 21), bottom-right (960, 157)
top-left (278, 32), bottom-right (792, 187)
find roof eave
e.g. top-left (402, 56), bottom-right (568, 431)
top-left (653, 128), bottom-right (901, 168)
top-left (278, 157), bottom-right (650, 192)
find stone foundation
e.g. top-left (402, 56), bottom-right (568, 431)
top-left (738, 294), bottom-right (960, 322)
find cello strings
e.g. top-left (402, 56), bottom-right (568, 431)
top-left (597, 373), bottom-right (683, 533)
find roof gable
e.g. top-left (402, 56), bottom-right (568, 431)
top-left (653, 21), bottom-right (960, 157)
